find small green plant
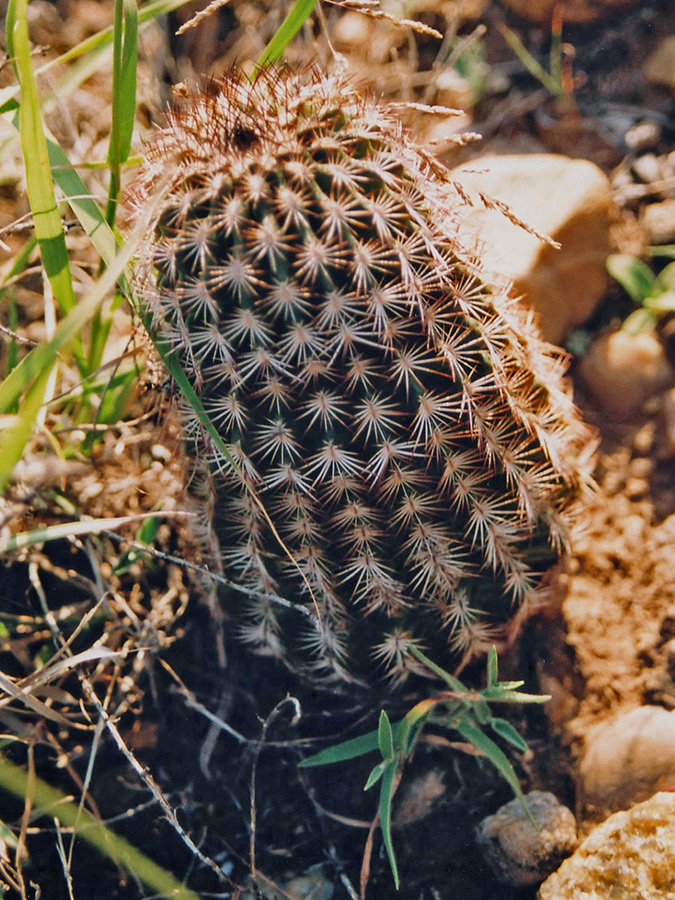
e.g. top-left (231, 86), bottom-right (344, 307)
top-left (300, 646), bottom-right (549, 889)
top-left (607, 252), bottom-right (675, 334)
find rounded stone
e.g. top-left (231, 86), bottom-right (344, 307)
top-left (580, 706), bottom-right (675, 814)
top-left (475, 790), bottom-right (577, 886)
top-left (578, 330), bottom-right (675, 419)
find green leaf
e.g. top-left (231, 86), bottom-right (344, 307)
top-left (454, 718), bottom-right (535, 827)
top-left (364, 761), bottom-right (387, 791)
top-left (379, 762), bottom-right (400, 890)
top-left (136, 512), bottom-right (162, 545)
top-left (256, 0), bottom-right (317, 69)
top-left (655, 262), bottom-right (675, 293)
top-left (621, 307), bottom-right (657, 335)
top-left (607, 254), bottom-right (656, 303)
top-left (378, 710), bottom-right (394, 761)
top-left (298, 730), bottom-right (380, 767)
top-left (646, 289), bottom-right (675, 313)
top-left (407, 645), bottom-right (467, 693)
top-left (481, 687), bottom-right (550, 704)
top-left (489, 717), bottom-right (529, 753)
top-left (487, 646), bottom-right (498, 688)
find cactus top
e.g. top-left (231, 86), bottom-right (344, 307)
top-left (133, 68), bottom-right (593, 685)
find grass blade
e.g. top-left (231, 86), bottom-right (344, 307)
top-left (0, 754), bottom-right (203, 900)
top-left (256, 0), bottom-right (317, 68)
top-left (378, 762), bottom-right (400, 890)
top-left (106, 0), bottom-right (138, 227)
top-left (6, 0), bottom-right (79, 322)
top-left (0, 223), bottom-right (141, 491)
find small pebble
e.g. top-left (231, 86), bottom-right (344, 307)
top-left (475, 790), bottom-right (577, 886)
top-left (625, 120), bottom-right (662, 154)
top-left (578, 329), bottom-right (675, 419)
top-left (632, 153), bottom-right (663, 185)
top-left (641, 199), bottom-right (675, 245)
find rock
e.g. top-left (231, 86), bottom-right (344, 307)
top-left (450, 154), bottom-right (614, 344)
top-left (475, 790), bottom-right (577, 886)
top-left (580, 706), bottom-right (675, 815)
top-left (498, 0), bottom-right (638, 25)
top-left (283, 872), bottom-right (334, 900)
top-left (625, 120), bottom-right (663, 154)
top-left (644, 35), bottom-right (675, 92)
top-left (240, 871), bottom-right (334, 900)
top-left (641, 199), bottom-right (675, 246)
top-left (578, 330), bottom-right (675, 419)
top-left (538, 792), bottom-right (675, 899)
top-left (393, 768), bottom-right (446, 827)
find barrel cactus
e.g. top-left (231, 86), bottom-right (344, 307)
top-left (133, 68), bottom-right (593, 685)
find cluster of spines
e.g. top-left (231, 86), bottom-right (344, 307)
top-left (134, 68), bottom-right (592, 684)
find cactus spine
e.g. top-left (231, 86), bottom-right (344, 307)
top-left (134, 68), bottom-right (592, 684)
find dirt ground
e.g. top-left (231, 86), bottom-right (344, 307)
top-left (2, 0), bottom-right (675, 898)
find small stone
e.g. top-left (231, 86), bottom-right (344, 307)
top-left (644, 35), bottom-right (675, 92)
top-left (498, 0), bottom-right (638, 25)
top-left (240, 872), bottom-right (334, 900)
top-left (578, 330), bottom-right (675, 419)
top-left (632, 153), bottom-right (664, 185)
top-left (538, 792), bottom-right (675, 899)
top-left (580, 706), bottom-right (675, 815)
top-left (475, 790), bottom-right (577, 886)
top-left (625, 120), bottom-right (662, 154)
top-left (641, 199), bottom-right (675, 245)
top-left (449, 154), bottom-right (614, 344)
top-left (393, 769), bottom-right (445, 827)
top-left (283, 872), bottom-right (334, 900)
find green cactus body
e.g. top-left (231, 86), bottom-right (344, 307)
top-left (134, 69), bottom-right (592, 684)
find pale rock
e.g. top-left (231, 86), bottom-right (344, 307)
top-left (644, 35), bottom-right (675, 92)
top-left (538, 792), bottom-right (675, 899)
top-left (580, 706), bottom-right (675, 815)
top-left (498, 0), bottom-right (638, 25)
top-left (475, 790), bottom-right (577, 886)
top-left (450, 154), bottom-right (614, 344)
top-left (641, 199), bottom-right (675, 245)
top-left (577, 330), bottom-right (675, 419)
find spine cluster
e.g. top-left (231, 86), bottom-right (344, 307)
top-left (133, 68), bottom-right (593, 684)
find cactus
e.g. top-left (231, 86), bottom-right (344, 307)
top-left (133, 68), bottom-right (593, 685)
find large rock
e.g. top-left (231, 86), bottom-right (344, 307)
top-left (475, 791), bottom-right (577, 886)
top-left (580, 706), bottom-right (675, 815)
top-left (538, 792), bottom-right (675, 899)
top-left (499, 0), bottom-right (638, 25)
top-left (450, 154), bottom-right (614, 344)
